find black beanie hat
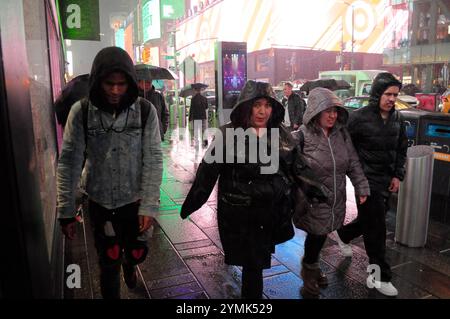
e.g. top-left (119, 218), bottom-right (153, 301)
top-left (369, 72), bottom-right (402, 106)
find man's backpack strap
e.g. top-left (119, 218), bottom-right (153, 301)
top-left (81, 98), bottom-right (89, 150)
top-left (138, 97), bottom-right (151, 132)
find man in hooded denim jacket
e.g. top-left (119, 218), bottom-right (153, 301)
top-left (56, 47), bottom-right (163, 298)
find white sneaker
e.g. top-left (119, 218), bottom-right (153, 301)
top-left (333, 231), bottom-right (353, 257)
top-left (366, 275), bottom-right (398, 296)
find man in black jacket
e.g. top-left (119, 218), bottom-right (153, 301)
top-left (281, 81), bottom-right (306, 130)
top-left (189, 87), bottom-right (209, 147)
top-left (138, 79), bottom-right (169, 141)
top-left (335, 72), bottom-right (408, 297)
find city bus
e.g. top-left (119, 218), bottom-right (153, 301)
top-left (319, 70), bottom-right (386, 98)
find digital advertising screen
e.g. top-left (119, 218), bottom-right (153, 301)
top-left (221, 42), bottom-right (247, 110)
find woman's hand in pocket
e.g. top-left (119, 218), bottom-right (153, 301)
top-left (359, 196), bottom-right (367, 205)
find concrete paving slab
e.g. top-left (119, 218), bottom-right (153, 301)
top-left (183, 253), bottom-right (241, 299)
top-left (179, 245), bottom-right (222, 258)
top-left (150, 281), bottom-right (203, 299)
top-left (139, 232), bottom-right (191, 280)
top-left (189, 204), bottom-right (218, 229)
top-left (147, 273), bottom-right (197, 291)
top-left (263, 272), bottom-right (302, 299)
top-left (158, 214), bottom-right (208, 244)
top-left (392, 261), bottom-right (450, 298)
top-left (175, 239), bottom-right (214, 251)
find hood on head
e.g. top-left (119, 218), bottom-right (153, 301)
top-left (303, 87), bottom-right (348, 126)
top-left (230, 80), bottom-right (284, 128)
top-left (369, 72), bottom-right (402, 106)
top-left (88, 47), bottom-right (138, 113)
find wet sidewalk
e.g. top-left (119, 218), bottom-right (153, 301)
top-left (64, 127), bottom-right (450, 299)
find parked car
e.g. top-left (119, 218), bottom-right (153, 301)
top-left (398, 94), bottom-right (420, 108)
top-left (343, 96), bottom-right (411, 112)
top-left (273, 86), bottom-right (303, 103)
top-left (203, 89), bottom-right (216, 107)
top-left (439, 89), bottom-right (450, 113)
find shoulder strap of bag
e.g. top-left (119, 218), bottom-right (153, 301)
top-left (81, 98), bottom-right (89, 160)
top-left (138, 97), bottom-right (151, 132)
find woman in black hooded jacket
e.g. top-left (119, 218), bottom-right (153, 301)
top-left (180, 80), bottom-right (326, 299)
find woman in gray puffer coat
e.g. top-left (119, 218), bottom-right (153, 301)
top-left (295, 87), bottom-right (370, 298)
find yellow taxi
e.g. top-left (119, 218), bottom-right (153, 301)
top-left (343, 96), bottom-right (411, 112)
top-left (440, 89), bottom-right (450, 113)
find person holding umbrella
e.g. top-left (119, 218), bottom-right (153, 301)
top-left (189, 85), bottom-right (209, 147)
top-left (136, 73), bottom-right (169, 142)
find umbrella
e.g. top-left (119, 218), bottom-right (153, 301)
top-left (54, 74), bottom-right (89, 127)
top-left (135, 64), bottom-right (178, 81)
top-left (179, 83), bottom-right (209, 97)
top-left (300, 78), bottom-right (351, 94)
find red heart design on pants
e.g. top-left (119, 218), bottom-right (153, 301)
top-left (132, 249), bottom-right (144, 260)
top-left (107, 244), bottom-right (120, 260)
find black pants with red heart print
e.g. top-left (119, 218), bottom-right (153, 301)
top-left (88, 200), bottom-right (149, 299)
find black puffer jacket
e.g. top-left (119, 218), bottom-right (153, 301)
top-left (139, 85), bottom-right (169, 140)
top-left (348, 73), bottom-right (408, 192)
top-left (282, 93), bottom-right (306, 128)
top-left (180, 81), bottom-right (321, 269)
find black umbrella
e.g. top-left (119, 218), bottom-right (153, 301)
top-left (179, 83), bottom-right (209, 97)
top-left (54, 74), bottom-right (89, 127)
top-left (135, 64), bottom-right (178, 81)
top-left (300, 78), bottom-right (351, 94)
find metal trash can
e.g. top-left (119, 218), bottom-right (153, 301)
top-left (178, 105), bottom-right (186, 127)
top-left (395, 145), bottom-right (434, 247)
top-left (169, 104), bottom-right (177, 127)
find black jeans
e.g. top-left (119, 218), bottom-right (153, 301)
top-left (241, 267), bottom-right (263, 299)
top-left (303, 233), bottom-right (327, 265)
top-left (89, 200), bottom-right (147, 298)
top-left (337, 191), bottom-right (392, 282)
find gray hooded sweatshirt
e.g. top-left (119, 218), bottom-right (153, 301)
top-left (297, 87), bottom-right (370, 235)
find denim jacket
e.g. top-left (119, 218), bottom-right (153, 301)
top-left (57, 99), bottom-right (162, 218)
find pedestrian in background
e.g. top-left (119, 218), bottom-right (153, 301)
top-left (138, 78), bottom-right (169, 141)
top-left (189, 87), bottom-right (209, 147)
top-left (282, 81), bottom-right (306, 131)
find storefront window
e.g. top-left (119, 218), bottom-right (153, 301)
top-left (416, 2), bottom-right (431, 44)
top-left (436, 1), bottom-right (450, 42)
top-left (23, 1), bottom-right (60, 257)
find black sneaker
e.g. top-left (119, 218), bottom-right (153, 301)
top-left (122, 263), bottom-right (137, 289)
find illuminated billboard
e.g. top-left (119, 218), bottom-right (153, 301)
top-left (142, 0), bottom-right (161, 42)
top-left (115, 28), bottom-right (125, 50)
top-left (124, 24), bottom-right (133, 61)
top-left (176, 0), bottom-right (407, 63)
